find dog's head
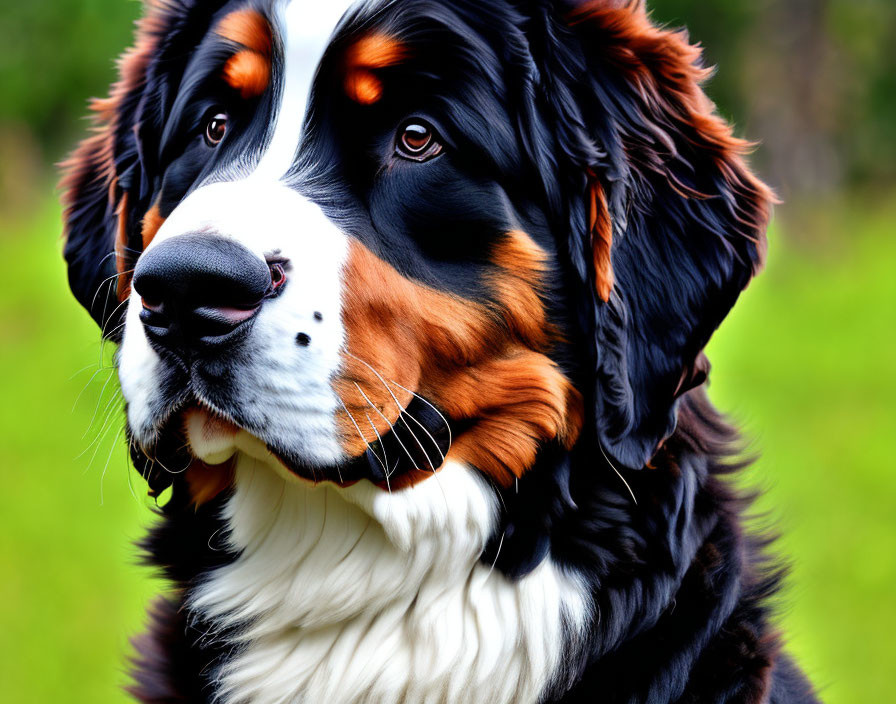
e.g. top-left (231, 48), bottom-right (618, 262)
top-left (62, 0), bottom-right (772, 501)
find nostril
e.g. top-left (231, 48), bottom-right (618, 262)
top-left (269, 262), bottom-right (286, 293)
top-left (142, 298), bottom-right (164, 314)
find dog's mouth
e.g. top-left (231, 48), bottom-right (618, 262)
top-left (130, 395), bottom-right (454, 497)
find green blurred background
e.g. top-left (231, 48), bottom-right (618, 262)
top-left (0, 0), bottom-right (893, 701)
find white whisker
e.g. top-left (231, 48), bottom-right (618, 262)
top-left (598, 439), bottom-right (638, 505)
top-left (384, 377), bottom-right (453, 451)
top-left (77, 395), bottom-right (123, 462)
top-left (483, 531), bottom-right (506, 584)
top-left (72, 365), bottom-right (115, 414)
top-left (364, 412), bottom-right (392, 494)
top-left (344, 351), bottom-right (447, 467)
top-left (155, 454), bottom-right (192, 476)
top-left (353, 382), bottom-right (419, 471)
top-left (337, 398), bottom-right (386, 483)
top-left (82, 368), bottom-right (119, 439)
top-left (361, 411), bottom-right (390, 476)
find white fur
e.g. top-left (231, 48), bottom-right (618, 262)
top-left (253, 0), bottom-right (358, 180)
top-left (191, 456), bottom-right (591, 704)
top-left (118, 297), bottom-right (165, 441)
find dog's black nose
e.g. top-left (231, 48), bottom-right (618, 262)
top-left (133, 234), bottom-right (279, 351)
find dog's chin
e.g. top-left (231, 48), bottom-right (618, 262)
top-left (183, 407), bottom-right (265, 466)
top-left (180, 406), bottom-right (341, 485)
top-left (134, 393), bottom-right (453, 494)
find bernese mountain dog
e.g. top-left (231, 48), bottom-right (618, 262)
top-left (61, 0), bottom-right (820, 702)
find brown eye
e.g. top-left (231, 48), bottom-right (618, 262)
top-left (396, 121), bottom-right (442, 161)
top-left (204, 112), bottom-right (228, 147)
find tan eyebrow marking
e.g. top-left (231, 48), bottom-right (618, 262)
top-left (224, 50), bottom-right (271, 99)
top-left (344, 34), bottom-right (408, 105)
top-left (216, 10), bottom-right (272, 99)
top-left (216, 9), bottom-right (271, 54)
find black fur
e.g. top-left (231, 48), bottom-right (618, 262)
top-left (129, 483), bottom-right (236, 701)
top-left (62, 1), bottom-right (818, 702)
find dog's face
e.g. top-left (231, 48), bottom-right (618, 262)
top-left (63, 0), bottom-right (773, 501)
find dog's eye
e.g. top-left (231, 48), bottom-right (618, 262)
top-left (396, 121), bottom-right (442, 162)
top-left (204, 112), bottom-right (229, 147)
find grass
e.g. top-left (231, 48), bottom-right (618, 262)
top-left (0, 204), bottom-right (162, 702)
top-left (0, 197), bottom-right (892, 702)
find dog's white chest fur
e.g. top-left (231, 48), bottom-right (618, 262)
top-left (191, 457), bottom-right (590, 704)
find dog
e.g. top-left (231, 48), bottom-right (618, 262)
top-left (61, 0), bottom-right (820, 702)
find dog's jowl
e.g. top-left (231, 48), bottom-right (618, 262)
top-left (62, 1), bottom-right (819, 702)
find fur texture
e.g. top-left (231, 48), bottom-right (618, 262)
top-left (191, 458), bottom-right (589, 703)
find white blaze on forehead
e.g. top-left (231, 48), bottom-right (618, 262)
top-left (252, 0), bottom-right (361, 180)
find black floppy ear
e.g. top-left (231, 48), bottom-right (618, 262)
top-left (545, 0), bottom-right (775, 468)
top-left (60, 6), bottom-right (165, 336)
top-left (61, 107), bottom-right (130, 335)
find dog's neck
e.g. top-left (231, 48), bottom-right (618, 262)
top-left (189, 454), bottom-right (591, 704)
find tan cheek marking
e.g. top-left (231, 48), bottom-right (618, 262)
top-left (336, 241), bottom-right (486, 456)
top-left (141, 203), bottom-right (165, 250)
top-left (337, 238), bottom-right (582, 489)
top-left (489, 230), bottom-right (559, 347)
top-left (216, 10), bottom-right (272, 99)
top-left (431, 353), bottom-right (584, 487)
top-left (344, 34), bottom-right (407, 104)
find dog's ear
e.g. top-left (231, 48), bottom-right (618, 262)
top-left (60, 6), bottom-right (168, 335)
top-left (540, 0), bottom-right (776, 468)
